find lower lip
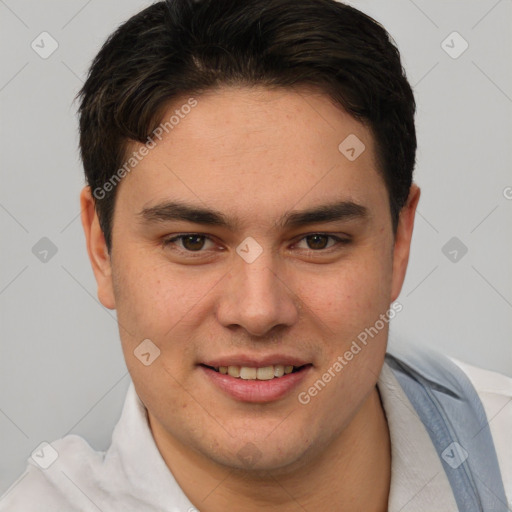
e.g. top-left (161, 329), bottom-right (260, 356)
top-left (200, 365), bottom-right (312, 403)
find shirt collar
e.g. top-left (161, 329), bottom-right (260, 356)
top-left (107, 360), bottom-right (458, 511)
top-left (377, 361), bottom-right (458, 511)
top-left (104, 382), bottom-right (196, 511)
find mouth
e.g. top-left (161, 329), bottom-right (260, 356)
top-left (198, 356), bottom-right (314, 402)
top-left (200, 363), bottom-right (311, 380)
top-left (198, 360), bottom-right (313, 402)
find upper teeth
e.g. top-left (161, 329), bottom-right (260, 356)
top-left (217, 365), bottom-right (295, 380)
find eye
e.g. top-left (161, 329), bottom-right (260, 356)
top-left (294, 234), bottom-right (350, 251)
top-left (162, 232), bottom-right (350, 257)
top-left (163, 234), bottom-right (216, 252)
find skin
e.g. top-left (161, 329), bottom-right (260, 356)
top-left (81, 85), bottom-right (420, 511)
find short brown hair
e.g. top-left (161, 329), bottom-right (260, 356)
top-left (77, 0), bottom-right (416, 251)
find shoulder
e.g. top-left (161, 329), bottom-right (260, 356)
top-left (448, 357), bottom-right (512, 399)
top-left (448, 356), bottom-right (512, 446)
top-left (386, 341), bottom-right (512, 508)
top-left (448, 356), bottom-right (512, 508)
top-left (0, 435), bottom-right (104, 512)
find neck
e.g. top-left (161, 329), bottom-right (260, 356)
top-left (149, 386), bottom-right (391, 512)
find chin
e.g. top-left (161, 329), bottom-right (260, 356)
top-left (204, 434), bottom-right (313, 474)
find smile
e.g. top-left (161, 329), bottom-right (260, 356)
top-left (199, 362), bottom-right (313, 402)
top-left (201, 364), bottom-right (309, 380)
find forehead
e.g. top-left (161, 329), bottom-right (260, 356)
top-left (118, 86), bottom-right (386, 225)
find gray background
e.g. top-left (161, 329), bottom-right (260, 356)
top-left (1, 0), bottom-right (511, 496)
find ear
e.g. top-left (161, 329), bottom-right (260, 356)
top-left (390, 184), bottom-right (421, 302)
top-left (80, 186), bottom-right (116, 310)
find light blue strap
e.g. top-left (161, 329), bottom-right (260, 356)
top-left (386, 341), bottom-right (508, 511)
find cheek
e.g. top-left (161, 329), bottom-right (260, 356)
top-left (111, 251), bottom-right (222, 345)
top-left (111, 256), bottom-right (208, 412)
top-left (296, 252), bottom-right (392, 336)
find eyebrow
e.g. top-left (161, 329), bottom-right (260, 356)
top-left (138, 199), bottom-right (369, 231)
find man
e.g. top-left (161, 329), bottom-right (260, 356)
top-left (1, 0), bottom-right (510, 510)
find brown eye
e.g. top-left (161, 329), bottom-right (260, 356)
top-left (163, 234), bottom-right (215, 252)
top-left (305, 234), bottom-right (329, 250)
top-left (181, 235), bottom-right (206, 251)
top-left (294, 234), bottom-right (351, 252)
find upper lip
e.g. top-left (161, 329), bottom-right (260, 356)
top-left (200, 355), bottom-right (312, 368)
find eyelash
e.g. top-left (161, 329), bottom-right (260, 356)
top-left (161, 233), bottom-right (351, 255)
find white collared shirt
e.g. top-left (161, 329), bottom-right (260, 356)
top-left (1, 358), bottom-right (510, 511)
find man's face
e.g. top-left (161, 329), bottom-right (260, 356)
top-left (83, 86), bottom-right (416, 472)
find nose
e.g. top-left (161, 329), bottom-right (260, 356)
top-left (216, 248), bottom-right (300, 338)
